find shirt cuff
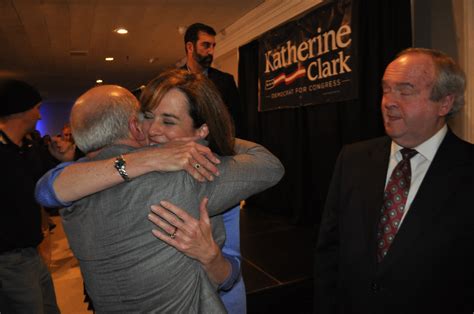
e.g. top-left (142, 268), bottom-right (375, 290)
top-left (218, 252), bottom-right (241, 291)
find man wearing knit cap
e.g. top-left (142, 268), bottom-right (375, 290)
top-left (0, 79), bottom-right (60, 313)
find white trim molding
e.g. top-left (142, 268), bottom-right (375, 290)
top-left (463, 0), bottom-right (473, 143)
top-left (214, 0), bottom-right (323, 59)
top-left (452, 0), bottom-right (474, 143)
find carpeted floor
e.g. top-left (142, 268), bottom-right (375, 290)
top-left (44, 216), bottom-right (92, 313)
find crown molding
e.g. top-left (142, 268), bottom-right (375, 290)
top-left (463, 0), bottom-right (473, 142)
top-left (214, 0), bottom-right (323, 58)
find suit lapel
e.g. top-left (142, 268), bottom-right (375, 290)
top-left (377, 131), bottom-right (466, 272)
top-left (361, 139), bottom-right (391, 266)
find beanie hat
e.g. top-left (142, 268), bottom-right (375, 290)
top-left (0, 79), bottom-right (42, 117)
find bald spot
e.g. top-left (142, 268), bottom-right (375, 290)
top-left (72, 85), bottom-right (134, 117)
top-left (71, 85), bottom-right (138, 128)
top-left (384, 53), bottom-right (436, 90)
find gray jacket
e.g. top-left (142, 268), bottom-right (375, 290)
top-left (61, 139), bottom-right (284, 313)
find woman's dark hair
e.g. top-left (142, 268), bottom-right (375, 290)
top-left (140, 69), bottom-right (235, 156)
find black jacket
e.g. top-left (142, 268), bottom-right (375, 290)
top-left (182, 66), bottom-right (242, 136)
top-left (315, 130), bottom-right (474, 314)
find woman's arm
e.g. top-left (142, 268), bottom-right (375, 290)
top-left (219, 206), bottom-right (242, 291)
top-left (148, 198), bottom-right (237, 286)
top-left (44, 139), bottom-right (220, 204)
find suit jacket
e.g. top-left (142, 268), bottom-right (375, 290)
top-left (315, 129), bottom-right (474, 314)
top-left (182, 66), bottom-right (242, 135)
top-left (61, 139), bottom-right (284, 313)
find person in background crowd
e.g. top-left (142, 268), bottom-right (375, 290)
top-left (315, 48), bottom-right (474, 314)
top-left (0, 79), bottom-right (60, 313)
top-left (50, 123), bottom-right (79, 161)
top-left (60, 123), bottom-right (72, 142)
top-left (42, 134), bottom-right (52, 146)
top-left (182, 22), bottom-right (242, 136)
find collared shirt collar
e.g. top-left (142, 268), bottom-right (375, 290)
top-left (390, 124), bottom-right (448, 162)
top-left (0, 129), bottom-right (18, 146)
top-left (0, 129), bottom-right (33, 152)
top-left (185, 64), bottom-right (209, 77)
top-left (0, 130), bottom-right (9, 145)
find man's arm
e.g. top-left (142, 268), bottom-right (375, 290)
top-left (35, 161), bottom-right (76, 207)
top-left (35, 140), bottom-right (220, 205)
top-left (203, 138), bottom-right (285, 217)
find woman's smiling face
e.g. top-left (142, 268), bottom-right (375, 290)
top-left (142, 88), bottom-right (201, 144)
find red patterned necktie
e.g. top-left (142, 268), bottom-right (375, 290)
top-left (376, 148), bottom-right (418, 262)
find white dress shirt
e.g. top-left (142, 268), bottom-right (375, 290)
top-left (385, 125), bottom-right (448, 226)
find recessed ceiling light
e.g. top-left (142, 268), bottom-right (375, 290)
top-left (177, 26), bottom-right (187, 35)
top-left (96, 79), bottom-right (103, 84)
top-left (105, 57), bottom-right (114, 61)
top-left (114, 28), bottom-right (128, 34)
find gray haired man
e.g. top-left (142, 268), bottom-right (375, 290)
top-left (48, 84), bottom-right (283, 312)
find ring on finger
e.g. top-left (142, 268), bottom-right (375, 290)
top-left (170, 226), bottom-right (178, 239)
top-left (193, 163), bottom-right (201, 169)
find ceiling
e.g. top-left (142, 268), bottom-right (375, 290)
top-left (0, 0), bottom-right (264, 105)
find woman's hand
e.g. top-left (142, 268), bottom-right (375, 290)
top-left (148, 197), bottom-right (218, 263)
top-left (137, 137), bottom-right (220, 182)
top-left (148, 197), bottom-right (231, 284)
top-left (157, 138), bottom-right (221, 182)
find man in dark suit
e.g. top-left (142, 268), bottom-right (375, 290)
top-left (315, 48), bottom-right (474, 314)
top-left (182, 23), bottom-right (242, 136)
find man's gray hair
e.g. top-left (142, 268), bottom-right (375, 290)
top-left (397, 48), bottom-right (466, 117)
top-left (71, 86), bottom-right (140, 153)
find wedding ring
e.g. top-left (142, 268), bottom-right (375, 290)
top-left (193, 163), bottom-right (201, 169)
top-left (170, 226), bottom-right (177, 239)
